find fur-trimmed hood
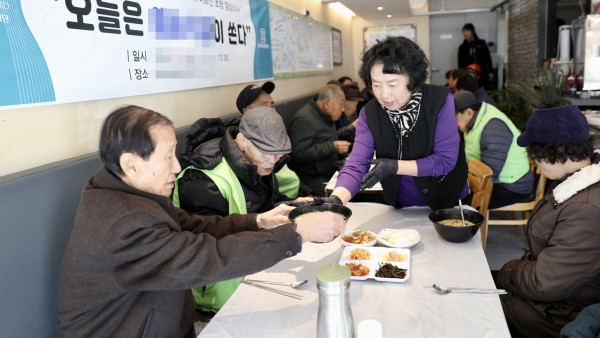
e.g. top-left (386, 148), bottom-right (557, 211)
top-left (550, 150), bottom-right (600, 204)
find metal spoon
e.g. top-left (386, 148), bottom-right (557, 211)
top-left (458, 200), bottom-right (466, 227)
top-left (244, 279), bottom-right (309, 288)
top-left (432, 284), bottom-right (507, 295)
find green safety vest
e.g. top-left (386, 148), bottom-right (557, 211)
top-left (464, 102), bottom-right (530, 184)
top-left (275, 164), bottom-right (300, 199)
top-left (173, 159), bottom-right (246, 313)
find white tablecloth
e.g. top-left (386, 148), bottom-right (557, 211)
top-left (325, 171), bottom-right (382, 193)
top-left (199, 203), bottom-right (510, 338)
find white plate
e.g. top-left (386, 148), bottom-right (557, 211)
top-left (339, 246), bottom-right (410, 283)
top-left (340, 230), bottom-right (377, 247)
top-left (377, 229), bottom-right (420, 248)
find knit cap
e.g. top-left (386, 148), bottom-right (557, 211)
top-left (239, 106), bottom-right (291, 154)
top-left (517, 104), bottom-right (589, 147)
top-left (453, 91), bottom-right (477, 113)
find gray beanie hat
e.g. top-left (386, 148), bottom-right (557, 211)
top-left (239, 107), bottom-right (291, 154)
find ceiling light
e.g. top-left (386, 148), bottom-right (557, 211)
top-left (387, 14), bottom-right (392, 18)
top-left (377, 6), bottom-right (383, 10)
top-left (329, 2), bottom-right (356, 18)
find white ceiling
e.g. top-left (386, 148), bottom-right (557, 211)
top-left (338, 0), bottom-right (413, 21)
top-left (334, 0), bottom-right (507, 21)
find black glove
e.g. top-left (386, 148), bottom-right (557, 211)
top-left (314, 195), bottom-right (343, 206)
top-left (360, 158), bottom-right (398, 190)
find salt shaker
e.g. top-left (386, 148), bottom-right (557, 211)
top-left (315, 262), bottom-right (355, 338)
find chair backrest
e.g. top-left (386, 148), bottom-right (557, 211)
top-left (467, 158), bottom-right (494, 215)
top-left (467, 158), bottom-right (493, 250)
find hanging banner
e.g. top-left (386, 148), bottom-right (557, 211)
top-left (0, 0), bottom-right (273, 110)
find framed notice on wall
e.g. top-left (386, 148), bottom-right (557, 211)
top-left (332, 27), bottom-right (342, 65)
top-left (269, 2), bottom-right (333, 78)
top-left (363, 24), bottom-right (417, 51)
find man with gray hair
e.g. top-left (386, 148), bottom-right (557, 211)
top-left (57, 105), bottom-right (346, 337)
top-left (288, 84), bottom-right (350, 196)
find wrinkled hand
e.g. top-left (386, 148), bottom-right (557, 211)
top-left (333, 140), bottom-right (351, 154)
top-left (295, 211), bottom-right (347, 243)
top-left (256, 204), bottom-right (293, 229)
top-left (313, 195), bottom-right (343, 206)
top-left (360, 158), bottom-right (398, 190)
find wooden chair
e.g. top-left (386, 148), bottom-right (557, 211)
top-left (467, 158), bottom-right (494, 250)
top-left (484, 160), bottom-right (547, 247)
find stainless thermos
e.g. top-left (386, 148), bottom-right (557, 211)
top-left (315, 262), bottom-right (355, 338)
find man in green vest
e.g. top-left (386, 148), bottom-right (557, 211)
top-left (173, 106), bottom-right (311, 315)
top-left (236, 81), bottom-right (302, 198)
top-left (454, 91), bottom-right (533, 208)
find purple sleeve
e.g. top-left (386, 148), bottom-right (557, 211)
top-left (415, 93), bottom-right (460, 177)
top-left (334, 107), bottom-right (372, 196)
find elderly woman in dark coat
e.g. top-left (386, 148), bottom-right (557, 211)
top-left (495, 104), bottom-right (600, 337)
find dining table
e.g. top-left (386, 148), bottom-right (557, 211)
top-left (198, 202), bottom-right (511, 338)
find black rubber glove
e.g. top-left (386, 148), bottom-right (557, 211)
top-left (314, 195), bottom-right (343, 205)
top-left (360, 158), bottom-right (398, 190)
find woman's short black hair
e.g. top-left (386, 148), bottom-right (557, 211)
top-left (527, 139), bottom-right (594, 165)
top-left (462, 23), bottom-right (480, 40)
top-left (99, 105), bottom-right (173, 177)
top-left (358, 36), bottom-right (429, 91)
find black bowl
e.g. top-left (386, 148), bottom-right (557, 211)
top-left (428, 208), bottom-right (484, 243)
top-left (288, 203), bottom-right (352, 222)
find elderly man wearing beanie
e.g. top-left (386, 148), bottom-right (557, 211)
top-left (494, 104), bottom-right (600, 338)
top-left (454, 91), bottom-right (533, 208)
top-left (173, 106), bottom-right (312, 314)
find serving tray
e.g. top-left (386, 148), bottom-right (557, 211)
top-left (338, 246), bottom-right (410, 283)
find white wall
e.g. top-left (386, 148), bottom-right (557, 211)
top-left (350, 15), bottom-right (431, 87)
top-left (0, 0), bottom-right (356, 177)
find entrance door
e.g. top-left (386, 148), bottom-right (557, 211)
top-left (429, 13), bottom-right (498, 87)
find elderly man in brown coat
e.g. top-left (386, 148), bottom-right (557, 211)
top-left (56, 105), bottom-right (346, 337)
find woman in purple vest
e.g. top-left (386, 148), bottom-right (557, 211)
top-left (319, 36), bottom-right (469, 210)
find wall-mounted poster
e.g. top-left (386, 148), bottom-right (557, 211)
top-left (332, 27), bottom-right (342, 65)
top-left (0, 0), bottom-right (273, 110)
top-left (269, 2), bottom-right (333, 78)
top-left (363, 24), bottom-right (417, 51)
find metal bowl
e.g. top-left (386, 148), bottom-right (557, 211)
top-left (288, 203), bottom-right (352, 222)
top-left (428, 208), bottom-right (484, 243)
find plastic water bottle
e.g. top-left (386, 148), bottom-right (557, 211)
top-left (316, 262), bottom-right (355, 338)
